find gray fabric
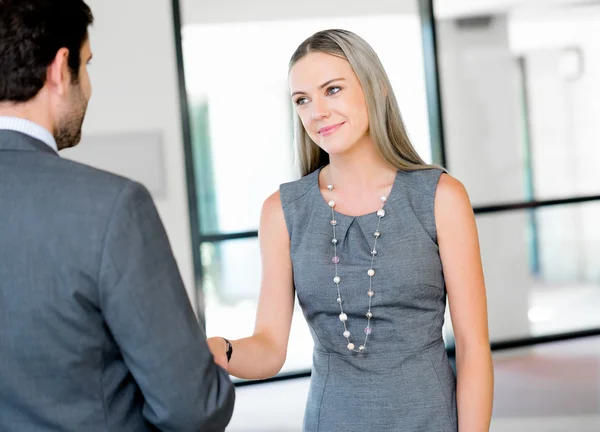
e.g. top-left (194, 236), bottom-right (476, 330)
top-left (281, 167), bottom-right (457, 431)
top-left (0, 131), bottom-right (234, 432)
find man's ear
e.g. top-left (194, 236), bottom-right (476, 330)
top-left (46, 48), bottom-right (71, 96)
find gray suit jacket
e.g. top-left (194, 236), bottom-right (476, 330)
top-left (0, 131), bottom-right (235, 431)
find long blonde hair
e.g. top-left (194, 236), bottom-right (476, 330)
top-left (289, 29), bottom-right (440, 177)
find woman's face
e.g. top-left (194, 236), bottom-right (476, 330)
top-left (289, 52), bottom-right (370, 157)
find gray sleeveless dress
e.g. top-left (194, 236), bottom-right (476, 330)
top-left (280, 167), bottom-right (457, 431)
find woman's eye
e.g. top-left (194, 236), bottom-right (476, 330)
top-left (327, 86), bottom-right (341, 95)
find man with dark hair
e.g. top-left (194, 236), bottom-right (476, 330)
top-left (0, 1), bottom-right (235, 431)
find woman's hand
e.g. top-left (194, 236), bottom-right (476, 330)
top-left (207, 337), bottom-right (229, 370)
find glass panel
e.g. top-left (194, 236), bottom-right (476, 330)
top-left (201, 237), bottom-right (313, 374)
top-left (180, 5), bottom-right (432, 235)
top-left (443, 201), bottom-right (600, 345)
top-left (434, 1), bottom-right (600, 206)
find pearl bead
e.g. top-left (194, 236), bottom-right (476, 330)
top-left (327, 184), bottom-right (333, 191)
top-left (359, 345), bottom-right (366, 351)
top-left (366, 311), bottom-right (373, 319)
top-left (339, 313), bottom-right (348, 322)
top-left (374, 231), bottom-right (381, 238)
top-left (371, 249), bottom-right (377, 256)
top-left (330, 220), bottom-right (337, 226)
top-left (367, 269), bottom-right (375, 277)
top-left (328, 200), bottom-right (335, 208)
top-left (343, 330), bottom-right (350, 338)
top-left (381, 196), bottom-right (387, 202)
top-left (332, 256), bottom-right (340, 264)
top-left (333, 276), bottom-right (341, 284)
top-left (332, 238), bottom-right (338, 245)
top-left (347, 343), bottom-right (355, 350)
top-left (364, 327), bottom-right (372, 335)
top-left (377, 209), bottom-right (386, 217)
top-left (367, 290), bottom-right (374, 297)
top-left (337, 297), bottom-right (342, 304)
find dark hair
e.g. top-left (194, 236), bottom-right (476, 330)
top-left (0, 0), bottom-right (94, 103)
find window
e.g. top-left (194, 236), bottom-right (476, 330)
top-left (177, 2), bottom-right (433, 375)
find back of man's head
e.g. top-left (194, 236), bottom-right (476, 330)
top-left (0, 0), bottom-right (94, 103)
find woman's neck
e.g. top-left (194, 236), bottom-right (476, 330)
top-left (323, 141), bottom-right (396, 193)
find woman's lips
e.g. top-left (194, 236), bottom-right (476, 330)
top-left (318, 122), bottom-right (345, 137)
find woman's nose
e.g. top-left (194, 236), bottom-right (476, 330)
top-left (310, 97), bottom-right (331, 121)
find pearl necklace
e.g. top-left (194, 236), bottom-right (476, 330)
top-left (327, 183), bottom-right (387, 352)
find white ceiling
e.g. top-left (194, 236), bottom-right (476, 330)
top-left (435, 0), bottom-right (600, 18)
top-left (181, 0), bottom-right (600, 25)
top-left (181, 0), bottom-right (417, 26)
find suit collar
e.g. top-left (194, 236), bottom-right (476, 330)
top-left (0, 116), bottom-right (58, 153)
top-left (0, 130), bottom-right (59, 156)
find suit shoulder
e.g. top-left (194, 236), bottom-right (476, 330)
top-left (39, 156), bottom-right (152, 212)
top-left (61, 157), bottom-right (153, 197)
top-left (59, 157), bottom-right (132, 189)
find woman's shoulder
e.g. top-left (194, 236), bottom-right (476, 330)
top-left (434, 173), bottom-right (470, 210)
top-left (396, 167), bottom-right (446, 198)
top-left (279, 169), bottom-right (320, 208)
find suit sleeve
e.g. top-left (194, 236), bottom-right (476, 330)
top-left (98, 180), bottom-right (235, 431)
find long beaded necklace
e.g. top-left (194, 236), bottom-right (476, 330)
top-left (327, 183), bottom-right (387, 352)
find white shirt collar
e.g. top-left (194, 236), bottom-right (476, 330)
top-left (0, 116), bottom-right (58, 153)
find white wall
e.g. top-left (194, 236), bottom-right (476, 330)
top-left (437, 15), bottom-right (531, 340)
top-left (62, 0), bottom-right (197, 309)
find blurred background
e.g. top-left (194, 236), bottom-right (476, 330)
top-left (63, 0), bottom-right (600, 430)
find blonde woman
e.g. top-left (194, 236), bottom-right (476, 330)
top-left (208, 29), bottom-right (493, 431)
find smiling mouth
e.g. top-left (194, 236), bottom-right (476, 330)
top-left (318, 122), bottom-right (345, 137)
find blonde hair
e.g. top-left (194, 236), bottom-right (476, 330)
top-left (289, 29), bottom-right (441, 177)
